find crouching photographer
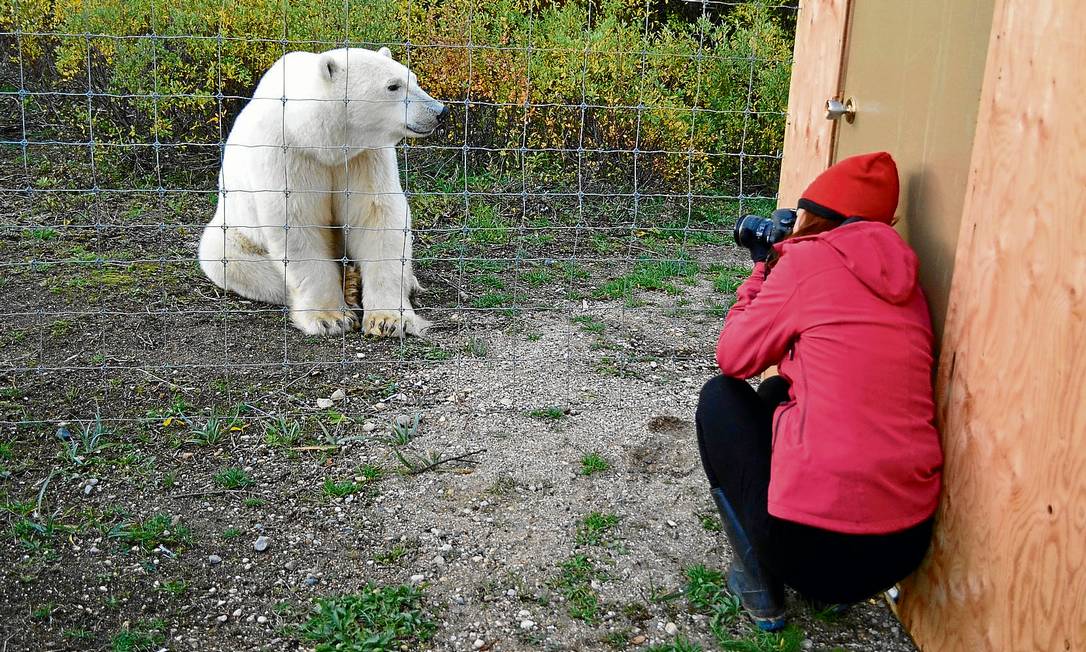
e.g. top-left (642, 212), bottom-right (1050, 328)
top-left (696, 152), bottom-right (944, 631)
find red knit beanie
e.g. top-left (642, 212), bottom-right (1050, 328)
top-left (798, 151), bottom-right (900, 224)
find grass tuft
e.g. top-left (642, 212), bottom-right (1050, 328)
top-left (528, 406), bottom-right (566, 421)
top-left (264, 416), bottom-right (302, 447)
top-left (555, 555), bottom-right (601, 622)
top-left (323, 477), bottom-right (364, 498)
top-left (719, 625), bottom-right (804, 652)
top-left (109, 514), bottom-right (191, 552)
top-left (594, 257), bottom-right (699, 300)
top-left (300, 584), bottom-right (434, 651)
top-left (111, 619), bottom-right (165, 652)
top-left (358, 463), bottom-right (384, 482)
top-left (572, 314), bottom-right (606, 334)
top-left (580, 452), bottom-right (610, 476)
top-left (389, 414), bottom-right (421, 446)
top-left (214, 467), bottom-right (255, 490)
top-left (699, 511), bottom-right (723, 532)
top-left (575, 512), bottom-right (620, 546)
top-left (709, 263), bottom-right (750, 295)
top-left (684, 565), bottom-right (805, 652)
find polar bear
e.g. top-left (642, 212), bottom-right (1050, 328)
top-left (197, 47), bottom-right (445, 336)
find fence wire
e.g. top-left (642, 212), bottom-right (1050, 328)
top-left (0, 0), bottom-right (798, 433)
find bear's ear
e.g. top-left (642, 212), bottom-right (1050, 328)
top-left (320, 53), bottom-right (337, 82)
top-left (377, 46), bottom-right (392, 59)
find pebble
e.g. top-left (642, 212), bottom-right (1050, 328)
top-left (394, 414), bottom-right (415, 429)
top-left (316, 398), bottom-right (334, 409)
top-left (665, 622), bottom-right (678, 635)
top-left (410, 574), bottom-right (425, 583)
top-left (802, 640), bottom-right (814, 650)
top-left (257, 616), bottom-right (268, 624)
top-left (362, 422), bottom-right (376, 432)
top-left (473, 640), bottom-right (485, 649)
top-left (331, 388), bottom-right (346, 401)
top-left (56, 426), bottom-right (71, 441)
top-left (304, 576), bottom-right (319, 587)
top-left (208, 554), bottom-right (222, 565)
top-left (253, 536), bottom-right (269, 552)
top-left (83, 484), bottom-right (93, 496)
top-left (432, 555), bottom-right (446, 566)
top-left (216, 615), bottom-right (228, 623)
top-left (232, 608), bottom-right (243, 618)
top-left (631, 635), bottom-right (647, 645)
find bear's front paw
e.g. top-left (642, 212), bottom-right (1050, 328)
top-left (363, 309), bottom-right (430, 338)
top-left (291, 308), bottom-right (360, 336)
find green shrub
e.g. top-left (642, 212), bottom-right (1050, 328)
top-left (2, 0), bottom-right (793, 194)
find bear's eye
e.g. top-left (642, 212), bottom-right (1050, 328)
top-left (387, 83), bottom-right (401, 92)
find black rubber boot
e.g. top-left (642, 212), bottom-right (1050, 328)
top-left (711, 487), bottom-right (787, 631)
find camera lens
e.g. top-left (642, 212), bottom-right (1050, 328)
top-left (733, 214), bottom-right (768, 250)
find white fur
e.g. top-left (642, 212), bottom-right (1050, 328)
top-left (198, 47), bottom-right (443, 337)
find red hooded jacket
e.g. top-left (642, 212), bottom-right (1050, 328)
top-left (716, 220), bottom-right (943, 534)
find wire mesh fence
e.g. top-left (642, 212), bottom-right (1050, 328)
top-left (1, 0), bottom-right (796, 432)
top-left (0, 1), bottom-right (819, 649)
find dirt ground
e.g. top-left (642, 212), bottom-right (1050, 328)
top-left (0, 142), bottom-right (920, 651)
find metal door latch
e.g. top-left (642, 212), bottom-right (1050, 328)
top-left (825, 97), bottom-right (856, 123)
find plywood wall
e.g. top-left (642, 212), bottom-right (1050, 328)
top-left (766, 0), bottom-right (850, 379)
top-left (775, 0), bottom-right (850, 207)
top-left (896, 1), bottom-right (1086, 649)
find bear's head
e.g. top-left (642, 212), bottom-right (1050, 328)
top-left (279, 47), bottom-right (447, 159)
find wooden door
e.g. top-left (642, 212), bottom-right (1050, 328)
top-left (832, 0), bottom-right (994, 341)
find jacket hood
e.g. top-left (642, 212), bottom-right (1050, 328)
top-left (780, 221), bottom-right (920, 304)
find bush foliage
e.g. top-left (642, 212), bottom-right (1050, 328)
top-left (2, 0), bottom-right (793, 193)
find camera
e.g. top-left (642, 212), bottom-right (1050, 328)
top-left (733, 208), bottom-right (798, 252)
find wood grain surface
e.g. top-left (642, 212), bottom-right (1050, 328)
top-left (897, 1), bottom-right (1086, 649)
top-left (776, 0), bottom-right (850, 208)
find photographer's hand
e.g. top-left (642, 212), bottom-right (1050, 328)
top-left (749, 241), bottom-right (772, 263)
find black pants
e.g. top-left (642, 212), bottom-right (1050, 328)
top-left (695, 375), bottom-right (934, 604)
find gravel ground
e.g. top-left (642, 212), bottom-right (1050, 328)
top-left (0, 244), bottom-right (921, 651)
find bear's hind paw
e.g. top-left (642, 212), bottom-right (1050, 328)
top-left (342, 264), bottom-right (362, 308)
